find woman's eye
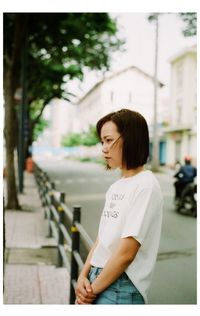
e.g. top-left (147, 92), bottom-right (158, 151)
top-left (100, 139), bottom-right (113, 145)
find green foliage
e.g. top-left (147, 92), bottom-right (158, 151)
top-left (61, 132), bottom-right (83, 147)
top-left (4, 13), bottom-right (124, 141)
top-left (179, 13), bottom-right (197, 37)
top-left (29, 99), bottom-right (45, 120)
top-left (147, 13), bottom-right (158, 22)
top-left (147, 12), bottom-right (197, 38)
top-left (147, 12), bottom-right (197, 37)
top-left (62, 125), bottom-right (100, 147)
top-left (29, 99), bottom-right (49, 140)
top-left (25, 13), bottom-right (123, 106)
top-left (78, 157), bottom-right (105, 165)
top-left (81, 125), bottom-right (99, 146)
top-left (33, 118), bottom-right (49, 141)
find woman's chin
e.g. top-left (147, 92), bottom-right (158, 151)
top-left (107, 163), bottom-right (117, 170)
top-left (105, 162), bottom-right (114, 170)
top-left (105, 159), bottom-right (119, 170)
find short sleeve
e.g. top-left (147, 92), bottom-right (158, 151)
top-left (121, 187), bottom-right (162, 245)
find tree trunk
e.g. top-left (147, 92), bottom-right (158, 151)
top-left (4, 14), bottom-right (27, 209)
top-left (4, 69), bottom-right (20, 209)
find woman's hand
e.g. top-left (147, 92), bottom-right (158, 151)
top-left (75, 275), bottom-right (96, 304)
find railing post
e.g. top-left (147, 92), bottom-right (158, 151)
top-left (37, 171), bottom-right (42, 199)
top-left (70, 205), bottom-right (81, 304)
top-left (48, 182), bottom-right (55, 238)
top-left (43, 175), bottom-right (49, 219)
top-left (44, 183), bottom-right (48, 219)
top-left (58, 192), bottom-right (65, 267)
top-left (41, 174), bottom-right (46, 208)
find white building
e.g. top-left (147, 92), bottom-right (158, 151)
top-left (77, 65), bottom-right (165, 131)
top-left (50, 98), bottom-right (76, 147)
top-left (164, 45), bottom-right (197, 166)
top-left (35, 98), bottom-right (76, 148)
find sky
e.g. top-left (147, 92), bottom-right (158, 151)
top-left (112, 13), bottom-right (196, 81)
top-left (67, 12), bottom-right (196, 100)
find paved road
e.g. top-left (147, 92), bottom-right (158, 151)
top-left (36, 158), bottom-right (197, 304)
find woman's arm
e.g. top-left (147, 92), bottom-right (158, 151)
top-left (91, 236), bottom-right (140, 295)
top-left (75, 238), bottom-right (99, 304)
top-left (78, 237), bottom-right (99, 278)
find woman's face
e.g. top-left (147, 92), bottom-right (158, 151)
top-left (100, 121), bottom-right (123, 169)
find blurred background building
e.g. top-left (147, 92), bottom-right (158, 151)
top-left (76, 65), bottom-right (168, 165)
top-left (33, 14), bottom-right (197, 167)
top-left (165, 45), bottom-right (197, 166)
top-left (77, 65), bottom-right (165, 129)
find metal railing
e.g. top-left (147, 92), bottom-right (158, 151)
top-left (33, 162), bottom-right (94, 304)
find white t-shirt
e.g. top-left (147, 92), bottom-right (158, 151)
top-left (90, 170), bottom-right (163, 303)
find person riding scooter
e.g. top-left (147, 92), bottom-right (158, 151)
top-left (174, 156), bottom-right (197, 202)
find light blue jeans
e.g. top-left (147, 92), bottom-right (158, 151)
top-left (88, 266), bottom-right (145, 305)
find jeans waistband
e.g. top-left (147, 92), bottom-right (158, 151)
top-left (91, 266), bottom-right (103, 273)
top-left (90, 266), bottom-right (129, 280)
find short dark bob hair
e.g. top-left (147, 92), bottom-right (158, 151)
top-left (96, 108), bottom-right (149, 169)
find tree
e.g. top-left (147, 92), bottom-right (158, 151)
top-left (4, 13), bottom-right (123, 209)
top-left (179, 13), bottom-right (197, 37)
top-left (30, 100), bottom-right (49, 142)
top-left (62, 125), bottom-right (100, 147)
top-left (81, 125), bottom-right (100, 147)
top-left (4, 14), bottom-right (26, 209)
top-left (61, 132), bottom-right (83, 147)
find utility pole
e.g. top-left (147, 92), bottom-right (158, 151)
top-left (151, 13), bottom-right (159, 171)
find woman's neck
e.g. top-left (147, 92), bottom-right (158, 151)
top-left (121, 166), bottom-right (144, 178)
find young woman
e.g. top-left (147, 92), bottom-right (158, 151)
top-left (75, 109), bottom-right (163, 304)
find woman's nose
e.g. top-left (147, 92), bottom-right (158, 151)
top-left (102, 143), bottom-right (109, 154)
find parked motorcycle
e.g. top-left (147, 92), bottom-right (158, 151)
top-left (175, 181), bottom-right (197, 217)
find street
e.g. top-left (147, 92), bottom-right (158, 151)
top-left (36, 158), bottom-right (197, 304)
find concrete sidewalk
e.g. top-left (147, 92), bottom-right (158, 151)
top-left (4, 171), bottom-right (70, 304)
